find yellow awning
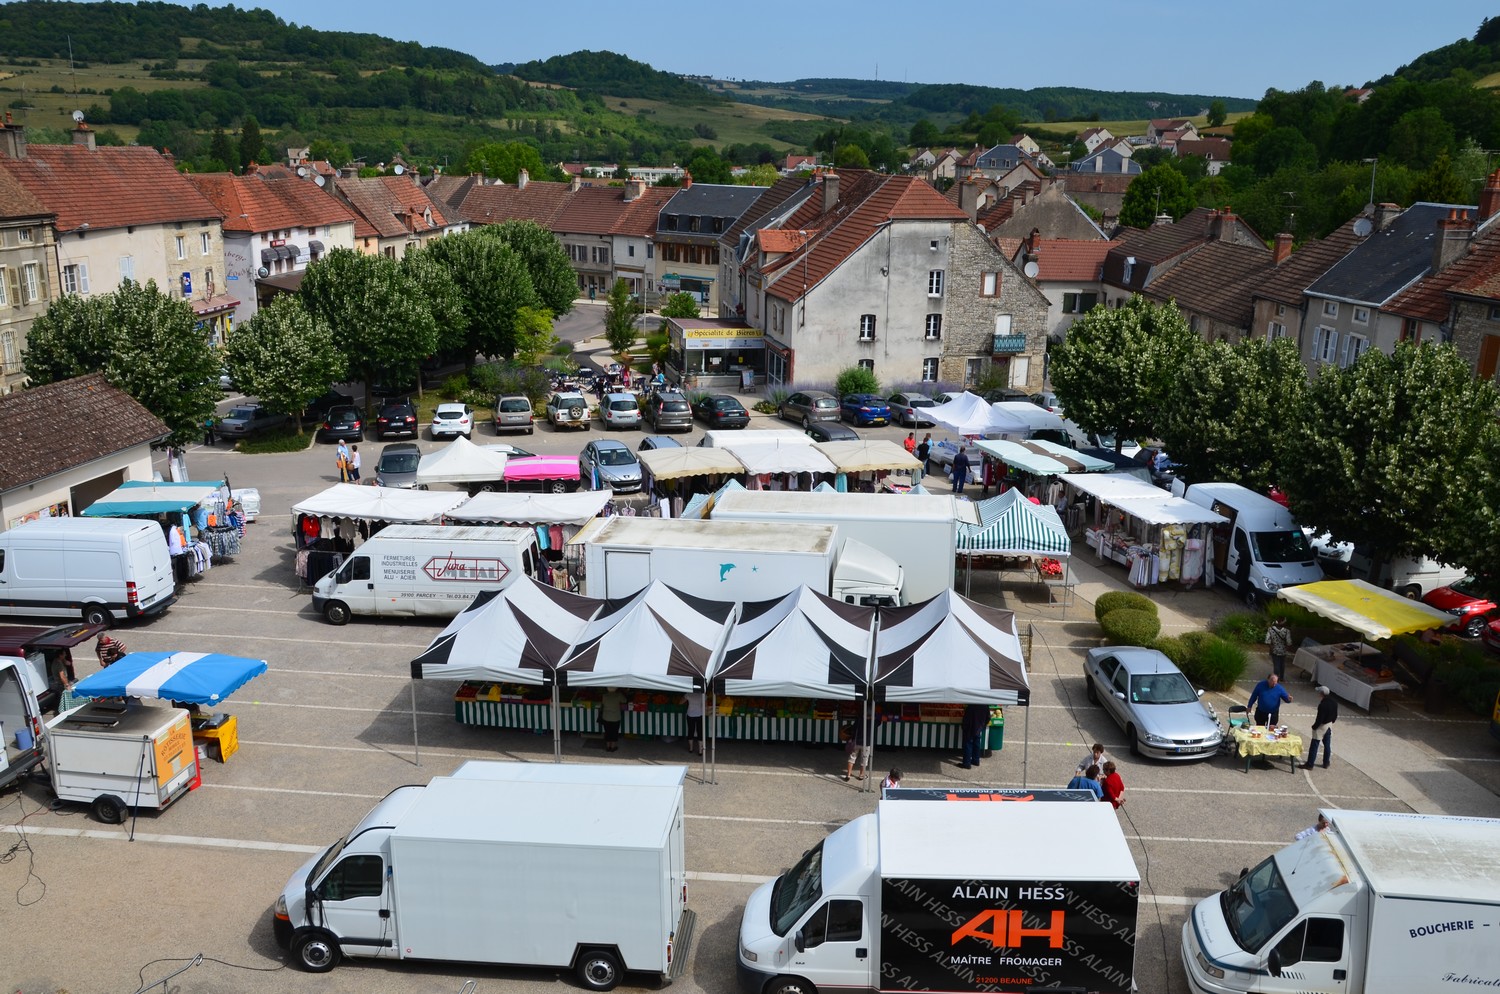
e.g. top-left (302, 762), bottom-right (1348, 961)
top-left (1277, 579), bottom-right (1452, 640)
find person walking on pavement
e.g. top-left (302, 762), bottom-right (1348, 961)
top-left (1248, 671), bottom-right (1293, 727)
top-left (951, 447), bottom-right (972, 494)
top-left (1265, 616), bottom-right (1293, 681)
top-left (916, 434), bottom-right (931, 477)
top-left (336, 439), bottom-right (351, 483)
top-left (1302, 686), bottom-right (1338, 769)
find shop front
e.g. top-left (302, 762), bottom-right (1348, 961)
top-left (666, 318), bottom-right (765, 389)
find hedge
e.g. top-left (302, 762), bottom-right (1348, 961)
top-left (1094, 590), bottom-right (1157, 624)
top-left (1177, 635), bottom-right (1248, 691)
top-left (1099, 608), bottom-right (1162, 646)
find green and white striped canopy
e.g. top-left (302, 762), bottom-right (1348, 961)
top-left (957, 489), bottom-right (1071, 556)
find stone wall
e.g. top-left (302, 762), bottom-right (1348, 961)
top-left (943, 222), bottom-right (1050, 388)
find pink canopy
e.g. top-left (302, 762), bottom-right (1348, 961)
top-left (503, 456), bottom-right (581, 483)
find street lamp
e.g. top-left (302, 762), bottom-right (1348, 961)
top-left (1364, 156), bottom-right (1378, 208)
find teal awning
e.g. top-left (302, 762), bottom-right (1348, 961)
top-left (959, 489), bottom-right (1071, 556)
top-left (1025, 440), bottom-right (1113, 472)
top-left (82, 481), bottom-right (221, 517)
top-left (973, 439), bottom-right (1070, 476)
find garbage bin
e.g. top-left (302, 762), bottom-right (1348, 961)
top-left (984, 712), bottom-right (1005, 754)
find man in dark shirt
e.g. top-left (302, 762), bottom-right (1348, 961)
top-left (960, 703), bottom-right (989, 769)
top-left (1247, 672), bottom-right (1293, 726)
top-left (1302, 686), bottom-right (1339, 770)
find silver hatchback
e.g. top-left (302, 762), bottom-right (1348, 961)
top-left (602, 393), bottom-right (641, 430)
top-left (643, 391), bottom-right (693, 433)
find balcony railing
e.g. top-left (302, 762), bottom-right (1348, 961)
top-left (992, 332), bottom-right (1027, 353)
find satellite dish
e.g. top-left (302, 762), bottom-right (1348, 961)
top-left (1023, 260), bottom-right (1040, 278)
top-left (71, 109), bottom-right (84, 124)
top-left (314, 175), bottom-right (327, 187)
top-left (296, 165), bottom-right (308, 178)
top-left (393, 164), bottom-right (405, 175)
top-left (257, 266), bottom-right (270, 279)
top-left (1352, 218), bottom-right (1373, 237)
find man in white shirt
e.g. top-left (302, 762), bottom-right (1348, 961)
top-left (1295, 813), bottom-right (1330, 840)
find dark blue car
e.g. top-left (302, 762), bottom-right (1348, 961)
top-left (840, 393), bottom-right (891, 426)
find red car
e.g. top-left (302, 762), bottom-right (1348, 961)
top-left (1422, 576), bottom-right (1497, 638)
top-left (1481, 618), bottom-right (1500, 655)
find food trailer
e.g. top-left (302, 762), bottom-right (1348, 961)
top-left (46, 701), bottom-right (197, 824)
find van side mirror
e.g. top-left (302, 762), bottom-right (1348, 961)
top-left (794, 929), bottom-right (806, 953)
top-left (1267, 949), bottom-right (1283, 977)
top-left (1197, 688), bottom-right (1205, 698)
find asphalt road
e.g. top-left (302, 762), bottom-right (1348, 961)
top-left (2, 408), bottom-right (1497, 994)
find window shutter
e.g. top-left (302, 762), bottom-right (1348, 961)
top-left (4, 267), bottom-right (19, 308)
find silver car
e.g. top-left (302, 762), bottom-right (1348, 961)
top-left (1083, 646), bottom-right (1222, 761)
top-left (778, 390), bottom-right (839, 425)
top-left (602, 392), bottom-right (641, 430)
top-left (494, 394), bottom-right (535, 435)
top-left (374, 442), bottom-right (422, 489)
top-left (579, 439), bottom-right (642, 493)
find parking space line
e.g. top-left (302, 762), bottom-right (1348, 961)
top-left (138, 629), bottom-right (432, 649)
top-left (13, 824), bottom-right (324, 855)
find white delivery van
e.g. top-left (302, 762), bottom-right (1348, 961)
top-left (0, 518), bottom-right (176, 626)
top-left (576, 517), bottom-right (903, 605)
top-left (312, 524), bottom-right (541, 625)
top-left (1346, 547), bottom-right (1466, 599)
top-left (1181, 809), bottom-right (1500, 994)
top-left (275, 762), bottom-right (694, 990)
top-left (710, 490), bottom-right (973, 601)
top-left (738, 799), bottom-right (1140, 994)
top-left (1177, 482), bottom-right (1321, 605)
top-left (0, 623), bottom-right (103, 792)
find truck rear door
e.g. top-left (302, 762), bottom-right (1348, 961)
top-left (788, 897), bottom-right (874, 991)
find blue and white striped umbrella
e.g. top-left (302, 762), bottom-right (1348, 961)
top-left (74, 651), bottom-right (268, 704)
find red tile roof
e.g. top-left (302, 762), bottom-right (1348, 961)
top-left (552, 183), bottom-right (674, 237)
top-left (721, 175), bottom-right (814, 246)
top-left (457, 180), bottom-right (573, 227)
top-left (1252, 219), bottom-right (1364, 308)
top-left (1387, 221), bottom-right (1500, 320)
top-left (187, 173), bottom-right (358, 233)
top-left (337, 175), bottom-right (452, 239)
top-left (0, 373), bottom-right (168, 491)
top-left (757, 229), bottom-right (808, 253)
top-left (0, 167), bottom-right (49, 219)
top-left (0, 144), bottom-right (220, 233)
top-left (1032, 239), bottom-right (1120, 281)
top-left (1063, 172), bottom-right (1134, 196)
top-left (1144, 241), bottom-right (1274, 327)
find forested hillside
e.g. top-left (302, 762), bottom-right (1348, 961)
top-left (505, 50), bottom-right (726, 104)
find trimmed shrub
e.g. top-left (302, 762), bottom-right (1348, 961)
top-left (236, 424), bottom-right (316, 454)
top-left (834, 365), bottom-right (880, 397)
top-left (1152, 635), bottom-right (1189, 668)
top-left (1099, 608), bottom-right (1162, 646)
top-left (1189, 636), bottom-right (1249, 691)
top-left (1094, 590), bottom-right (1157, 624)
top-left (1213, 611), bottom-right (1268, 645)
top-left (1393, 633), bottom-right (1500, 716)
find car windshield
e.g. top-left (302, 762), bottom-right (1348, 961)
top-left (596, 448), bottom-right (636, 466)
top-left (1452, 575), bottom-right (1487, 596)
top-left (814, 398), bottom-right (837, 408)
top-left (909, 398), bottom-right (933, 407)
top-left (435, 410), bottom-right (465, 420)
top-left (1251, 530), bottom-right (1313, 564)
top-left (1221, 855), bottom-right (1298, 953)
top-left (770, 841), bottom-right (824, 936)
top-left (380, 407), bottom-right (410, 418)
top-left (378, 453), bottom-right (420, 472)
top-left (330, 410), bottom-right (358, 424)
top-left (1129, 671), bottom-right (1199, 705)
top-left (500, 399), bottom-right (531, 413)
top-left (714, 399), bottom-right (741, 410)
top-left (610, 400), bottom-right (637, 412)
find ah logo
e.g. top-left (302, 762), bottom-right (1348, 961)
top-left (952, 909), bottom-right (1066, 949)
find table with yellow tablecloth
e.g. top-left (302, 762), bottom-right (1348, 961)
top-left (1229, 726), bottom-right (1303, 774)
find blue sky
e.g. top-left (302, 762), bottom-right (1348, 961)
top-left (204, 1), bottom-right (1492, 99)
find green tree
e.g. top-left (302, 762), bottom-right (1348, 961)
top-left (1049, 297), bottom-right (1199, 449)
top-left (400, 249), bottom-right (467, 362)
top-left (1119, 164), bottom-right (1194, 228)
top-left (1387, 106), bottom-right (1456, 170)
top-left (736, 163), bottom-right (781, 186)
top-left (1411, 150), bottom-right (1468, 204)
top-left (1281, 342), bottom-right (1500, 573)
top-left (223, 295), bottom-right (342, 434)
top-left (603, 278), bottom-right (643, 356)
top-left (835, 143), bottom-right (871, 169)
top-left (835, 365), bottom-right (880, 397)
top-left (908, 119), bottom-right (941, 147)
top-left (24, 280), bottom-right (220, 447)
top-left (685, 148), bottom-right (732, 184)
top-left (512, 305), bottom-right (559, 367)
top-left (1156, 337), bottom-right (1308, 489)
top-left (462, 141), bottom-right (546, 184)
top-left (1207, 99), bottom-right (1227, 128)
top-left (655, 290), bottom-right (701, 336)
top-left (423, 230), bottom-right (542, 366)
top-left (208, 128), bottom-right (235, 172)
top-left (485, 220), bottom-right (576, 317)
top-left (237, 114), bottom-right (262, 169)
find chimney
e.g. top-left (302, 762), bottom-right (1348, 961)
top-left (958, 179), bottom-right (980, 222)
top-left (569, 175), bottom-right (581, 193)
top-left (682, 169), bottom-right (693, 189)
top-left (0, 119), bottom-right (24, 159)
top-left (517, 168), bottom-right (529, 190)
top-left (71, 121), bottom-right (95, 149)
top-left (1272, 232), bottom-right (1294, 264)
top-left (1481, 168), bottom-right (1500, 220)
top-left (624, 177), bottom-right (645, 202)
top-left (1433, 208), bottom-right (1475, 273)
top-left (1373, 202), bottom-right (1401, 231)
top-left (822, 170), bottom-right (840, 213)
top-left (1209, 210), bottom-right (1238, 242)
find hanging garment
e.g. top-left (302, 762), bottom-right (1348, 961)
top-left (549, 524), bottom-right (565, 549)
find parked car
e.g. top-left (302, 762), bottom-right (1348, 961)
top-left (804, 422), bottom-right (860, 442)
top-left (317, 404), bottom-right (364, 443)
top-left (693, 394), bottom-right (750, 429)
top-left (930, 391), bottom-right (956, 405)
top-left (546, 392), bottom-right (591, 431)
top-left (302, 389), bottom-right (352, 425)
top-left (216, 403), bottom-right (289, 439)
top-left (482, 443), bottom-right (537, 459)
top-left (1083, 646), bottom-right (1222, 760)
top-left (1481, 617), bottom-right (1500, 655)
top-left (218, 369), bottom-right (235, 391)
top-left (494, 394), bottom-right (535, 435)
top-left (638, 435), bottom-right (682, 452)
top-left (982, 387), bottom-right (1030, 403)
top-left (579, 439), bottom-right (643, 494)
top-left (887, 392), bottom-right (936, 427)
top-left (601, 392), bottom-right (642, 430)
top-left (642, 390), bottom-right (693, 432)
top-left (840, 393), bottom-right (891, 426)
top-left (778, 390), bottom-right (839, 426)
top-left (1423, 577), bottom-right (1498, 638)
top-left (490, 455), bottom-right (581, 494)
top-left (374, 442), bottom-right (422, 489)
top-left (430, 403), bottom-right (475, 440)
top-left (1088, 432), bottom-right (1142, 458)
top-left (375, 400), bottom-right (419, 440)
top-left (1030, 391), bottom-right (1063, 414)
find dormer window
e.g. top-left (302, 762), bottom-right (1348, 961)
top-left (664, 216), bottom-right (677, 231)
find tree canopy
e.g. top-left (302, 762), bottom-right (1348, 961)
top-left (222, 295), bottom-right (343, 433)
top-left (603, 279), bottom-right (642, 356)
top-left (1119, 164), bottom-right (1195, 228)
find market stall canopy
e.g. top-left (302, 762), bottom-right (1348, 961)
top-left (638, 446), bottom-right (746, 482)
top-left (561, 582), bottom-right (736, 691)
top-left (959, 489), bottom-right (1071, 556)
top-left (715, 587), bottom-right (875, 698)
top-left (992, 402), bottom-right (1065, 432)
top-left (973, 439), bottom-right (1071, 476)
top-left (501, 455), bottom-right (581, 484)
top-left (1112, 497), bottom-right (1227, 526)
top-left (872, 590), bottom-right (1030, 704)
top-left (414, 436), bottom-right (508, 486)
top-left (701, 429), bottom-right (809, 448)
top-left (813, 439), bottom-right (922, 474)
top-left (74, 651), bottom-right (267, 704)
top-left (1023, 440), bottom-right (1112, 472)
top-left (1278, 579), bottom-right (1453, 640)
top-left (719, 439), bottom-right (837, 476)
top-left (82, 481), bottom-right (222, 517)
top-left (293, 483), bottom-right (468, 523)
top-left (926, 392), bottom-right (997, 436)
top-left (411, 576), bottom-right (615, 683)
top-left (445, 490), bottom-right (610, 525)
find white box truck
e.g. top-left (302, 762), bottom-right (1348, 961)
top-left (0, 517), bottom-right (175, 626)
top-left (577, 517), bottom-right (904, 605)
top-left (312, 524), bottom-right (542, 624)
top-left (274, 762), bottom-right (694, 991)
top-left (738, 800), bottom-right (1140, 994)
top-left (709, 490), bottom-right (974, 602)
top-left (1181, 809), bottom-right (1500, 994)
top-left (1176, 482), bottom-right (1322, 606)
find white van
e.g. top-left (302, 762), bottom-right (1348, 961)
top-left (0, 518), bottom-right (176, 626)
top-left (312, 524), bottom-right (542, 624)
top-left (1177, 482), bottom-right (1322, 605)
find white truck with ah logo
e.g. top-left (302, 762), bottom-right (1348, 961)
top-left (1182, 809), bottom-right (1500, 994)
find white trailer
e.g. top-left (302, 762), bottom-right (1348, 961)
top-left (577, 517), bottom-right (903, 604)
top-left (1182, 809), bottom-right (1500, 994)
top-left (45, 701), bottom-right (198, 824)
top-left (710, 490), bottom-right (973, 601)
top-left (275, 763), bottom-right (694, 991)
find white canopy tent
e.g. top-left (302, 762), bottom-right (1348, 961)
top-left (637, 446), bottom-right (747, 482)
top-left (292, 483), bottom-right (469, 523)
top-left (991, 401), bottom-right (1066, 433)
top-left (718, 440), bottom-right (838, 476)
top-left (871, 590), bottom-right (1030, 704)
top-left (1278, 579), bottom-right (1452, 641)
top-left (562, 583), bottom-right (736, 692)
top-left (714, 588), bottom-right (876, 699)
top-left (414, 436), bottom-right (509, 487)
top-left (925, 391), bottom-right (998, 436)
top-left (444, 490), bottom-right (610, 525)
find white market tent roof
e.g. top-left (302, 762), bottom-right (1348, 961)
top-left (958, 489), bottom-right (1071, 556)
top-left (561, 583), bottom-right (735, 691)
top-left (638, 446), bottom-right (746, 481)
top-left (926, 391), bottom-right (998, 436)
top-left (444, 490), bottom-right (610, 525)
top-left (872, 590), bottom-right (1030, 704)
top-left (991, 401), bottom-right (1065, 432)
top-left (814, 439), bottom-right (922, 474)
top-left (414, 436), bottom-right (509, 486)
top-left (1026, 439), bottom-right (1113, 472)
top-left (974, 438), bottom-right (1070, 476)
top-left (719, 439), bottom-right (837, 476)
top-left (701, 429), bottom-right (810, 448)
top-left (1059, 473), bottom-right (1227, 525)
top-left (715, 587), bottom-right (875, 698)
top-left (292, 483), bottom-right (469, 522)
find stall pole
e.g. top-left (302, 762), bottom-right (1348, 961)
top-left (861, 613), bottom-right (881, 793)
top-left (706, 686), bottom-right (715, 785)
top-left (410, 680), bottom-right (421, 768)
top-left (704, 605), bottom-right (739, 787)
top-left (129, 734), bottom-right (151, 842)
top-left (550, 676), bottom-right (563, 763)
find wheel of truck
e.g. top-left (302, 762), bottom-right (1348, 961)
top-left (1398, 585), bottom-right (1421, 600)
top-left (1126, 724), bottom-right (1142, 757)
top-left (1241, 585), bottom-right (1260, 609)
top-left (82, 604), bottom-right (112, 627)
top-left (292, 929), bottom-right (341, 972)
top-left (478, 482), bottom-right (497, 493)
top-left (576, 948), bottom-right (622, 992)
top-left (1085, 677), bottom-right (1099, 705)
top-left (323, 601), bottom-right (351, 626)
top-left (91, 794), bottom-right (126, 824)
top-left (767, 977), bottom-right (817, 994)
